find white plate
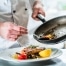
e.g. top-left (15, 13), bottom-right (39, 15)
top-left (0, 46), bottom-right (62, 63)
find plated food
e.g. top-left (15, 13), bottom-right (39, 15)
top-left (12, 45), bottom-right (52, 60)
top-left (0, 45), bottom-right (62, 62)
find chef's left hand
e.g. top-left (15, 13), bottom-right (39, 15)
top-left (0, 22), bottom-right (28, 41)
top-left (32, 1), bottom-right (45, 21)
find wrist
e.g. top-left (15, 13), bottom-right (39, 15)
top-left (0, 22), bottom-right (4, 36)
top-left (34, 0), bottom-right (44, 6)
top-left (0, 22), bottom-right (4, 27)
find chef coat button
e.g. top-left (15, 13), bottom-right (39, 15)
top-left (13, 10), bottom-right (16, 13)
top-left (25, 8), bottom-right (27, 11)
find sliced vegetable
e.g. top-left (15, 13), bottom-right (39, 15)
top-left (39, 49), bottom-right (52, 58)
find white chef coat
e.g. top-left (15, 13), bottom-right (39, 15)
top-left (0, 0), bottom-right (35, 49)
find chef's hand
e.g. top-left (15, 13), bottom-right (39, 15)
top-left (32, 1), bottom-right (45, 20)
top-left (0, 22), bottom-right (28, 41)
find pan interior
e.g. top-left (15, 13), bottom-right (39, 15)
top-left (34, 16), bottom-right (66, 41)
top-left (33, 16), bottom-right (66, 44)
top-left (53, 24), bottom-right (66, 38)
top-left (39, 24), bottom-right (66, 40)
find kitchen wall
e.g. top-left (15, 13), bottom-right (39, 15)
top-left (42, 0), bottom-right (66, 19)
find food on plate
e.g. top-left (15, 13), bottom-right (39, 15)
top-left (12, 45), bottom-right (52, 60)
top-left (39, 49), bottom-right (52, 58)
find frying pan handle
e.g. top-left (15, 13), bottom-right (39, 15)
top-left (36, 14), bottom-right (46, 23)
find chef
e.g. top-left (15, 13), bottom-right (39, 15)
top-left (0, 0), bottom-right (45, 49)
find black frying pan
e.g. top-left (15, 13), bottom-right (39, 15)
top-left (33, 15), bottom-right (66, 44)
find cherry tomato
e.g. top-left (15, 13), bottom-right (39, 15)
top-left (21, 54), bottom-right (27, 59)
top-left (18, 54), bottom-right (23, 60)
top-left (18, 53), bottom-right (27, 60)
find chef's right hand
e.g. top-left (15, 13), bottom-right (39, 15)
top-left (0, 22), bottom-right (28, 41)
